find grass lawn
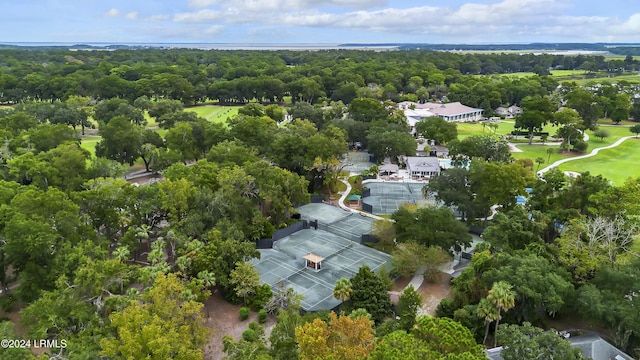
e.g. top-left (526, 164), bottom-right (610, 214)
top-left (550, 69), bottom-right (587, 77)
top-left (497, 72), bottom-right (536, 78)
top-left (558, 138), bottom-right (640, 185)
top-left (494, 121), bottom-right (561, 138)
top-left (511, 144), bottom-right (569, 165)
top-left (571, 74), bottom-right (640, 86)
top-left (456, 123), bottom-right (485, 139)
top-left (80, 136), bottom-right (101, 157)
top-left (185, 105), bottom-right (239, 126)
top-left (585, 126), bottom-right (631, 147)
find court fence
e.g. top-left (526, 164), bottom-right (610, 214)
top-left (255, 220), bottom-right (309, 249)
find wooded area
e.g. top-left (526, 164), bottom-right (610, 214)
top-left (0, 47), bottom-right (639, 359)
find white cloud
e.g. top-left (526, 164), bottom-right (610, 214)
top-left (174, 9), bottom-right (222, 23)
top-left (188, 0), bottom-right (220, 8)
top-left (125, 12), bottom-right (139, 20)
top-left (203, 25), bottom-right (225, 35)
top-left (144, 14), bottom-right (171, 22)
top-left (104, 8), bottom-right (120, 17)
top-left (609, 13), bottom-right (640, 35)
top-left (167, 0), bottom-right (630, 42)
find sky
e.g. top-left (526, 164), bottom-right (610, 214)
top-left (1, 0), bottom-right (640, 44)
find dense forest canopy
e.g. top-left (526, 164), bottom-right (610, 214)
top-left (0, 47), bottom-right (639, 359)
top-left (0, 47), bottom-right (638, 107)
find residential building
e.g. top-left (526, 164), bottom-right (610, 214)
top-left (485, 333), bottom-right (634, 360)
top-left (398, 101), bottom-right (484, 135)
top-left (404, 156), bottom-right (441, 179)
top-left (494, 105), bottom-right (523, 118)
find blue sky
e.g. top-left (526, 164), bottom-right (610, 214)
top-left (1, 0), bottom-right (639, 44)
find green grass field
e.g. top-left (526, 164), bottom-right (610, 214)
top-left (558, 138), bottom-right (640, 185)
top-left (80, 136), bottom-right (101, 156)
top-left (456, 123), bottom-right (486, 139)
top-left (185, 105), bottom-right (239, 126)
top-left (571, 74), bottom-right (640, 86)
top-left (455, 120), bottom-right (640, 182)
top-left (511, 144), bottom-right (568, 165)
top-left (550, 69), bottom-right (587, 77)
top-left (585, 126), bottom-right (631, 147)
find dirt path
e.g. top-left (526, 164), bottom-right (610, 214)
top-left (202, 291), bottom-right (276, 360)
top-left (416, 273), bottom-right (452, 316)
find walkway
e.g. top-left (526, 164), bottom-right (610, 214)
top-left (538, 135), bottom-right (635, 175)
top-left (337, 177), bottom-right (386, 221)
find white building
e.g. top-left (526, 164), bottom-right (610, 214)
top-left (398, 101), bottom-right (484, 135)
top-left (404, 156), bottom-right (441, 179)
top-left (494, 105), bottom-right (523, 118)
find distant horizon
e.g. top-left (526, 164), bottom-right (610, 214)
top-left (2, 1), bottom-right (640, 44)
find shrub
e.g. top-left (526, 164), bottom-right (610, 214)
top-left (0, 295), bottom-right (15, 312)
top-left (258, 309), bottom-right (267, 324)
top-left (248, 284), bottom-right (273, 311)
top-left (239, 307), bottom-right (250, 321)
top-left (242, 328), bottom-right (258, 342)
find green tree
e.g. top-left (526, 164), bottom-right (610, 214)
top-left (94, 98), bottom-right (145, 125)
top-left (349, 265), bottom-right (392, 324)
top-left (424, 167), bottom-right (476, 222)
top-left (594, 128), bottom-right (610, 142)
top-left (610, 93), bottom-right (631, 124)
top-left (630, 124), bottom-right (640, 137)
top-left (0, 321), bottom-right (36, 360)
top-left (415, 116), bottom-right (458, 145)
top-left (229, 262), bottom-right (262, 305)
top-left (264, 282), bottom-right (304, 314)
top-left (333, 277), bottom-right (353, 303)
top-left (223, 322), bottom-right (272, 360)
top-left (535, 157), bottom-right (545, 172)
top-left (269, 309), bottom-right (308, 360)
top-left (100, 273), bottom-right (210, 360)
top-left (366, 129), bottom-right (417, 161)
top-left (95, 115), bottom-right (142, 165)
top-left (392, 206), bottom-right (471, 254)
top-left (166, 122), bottom-right (200, 163)
top-left (566, 88), bottom-right (602, 129)
top-left (484, 252), bottom-right (573, 324)
top-left (481, 207), bottom-right (547, 252)
top-left (487, 281), bottom-right (516, 347)
top-left (448, 134), bottom-right (511, 163)
top-left (295, 311), bottom-right (376, 360)
top-left (515, 95), bottom-right (555, 145)
top-left (411, 316), bottom-right (486, 358)
top-left (148, 99), bottom-right (183, 120)
top-left (476, 298), bottom-right (499, 345)
top-left (371, 219), bottom-right (396, 252)
top-left (469, 160), bottom-right (532, 220)
top-left (391, 241), bottom-right (450, 279)
top-left (347, 98), bottom-right (388, 123)
top-left (396, 284), bottom-right (422, 331)
top-left (497, 322), bottom-right (586, 360)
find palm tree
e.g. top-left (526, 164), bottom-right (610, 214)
top-left (113, 246), bottom-right (130, 263)
top-left (333, 277), bottom-right (353, 303)
top-left (546, 147), bottom-right (555, 164)
top-left (477, 298), bottom-right (499, 345)
top-left (487, 281), bottom-right (516, 347)
top-left (535, 157), bottom-right (545, 172)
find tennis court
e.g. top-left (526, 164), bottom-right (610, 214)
top-left (342, 151), bottom-right (376, 174)
top-left (362, 181), bottom-right (435, 214)
top-left (252, 227), bottom-right (391, 311)
top-left (296, 203), bottom-right (352, 224)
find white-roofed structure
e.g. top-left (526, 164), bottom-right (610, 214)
top-left (398, 101), bottom-right (484, 135)
top-left (404, 156), bottom-right (441, 179)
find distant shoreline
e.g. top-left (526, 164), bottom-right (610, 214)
top-left (1, 42), bottom-right (639, 53)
